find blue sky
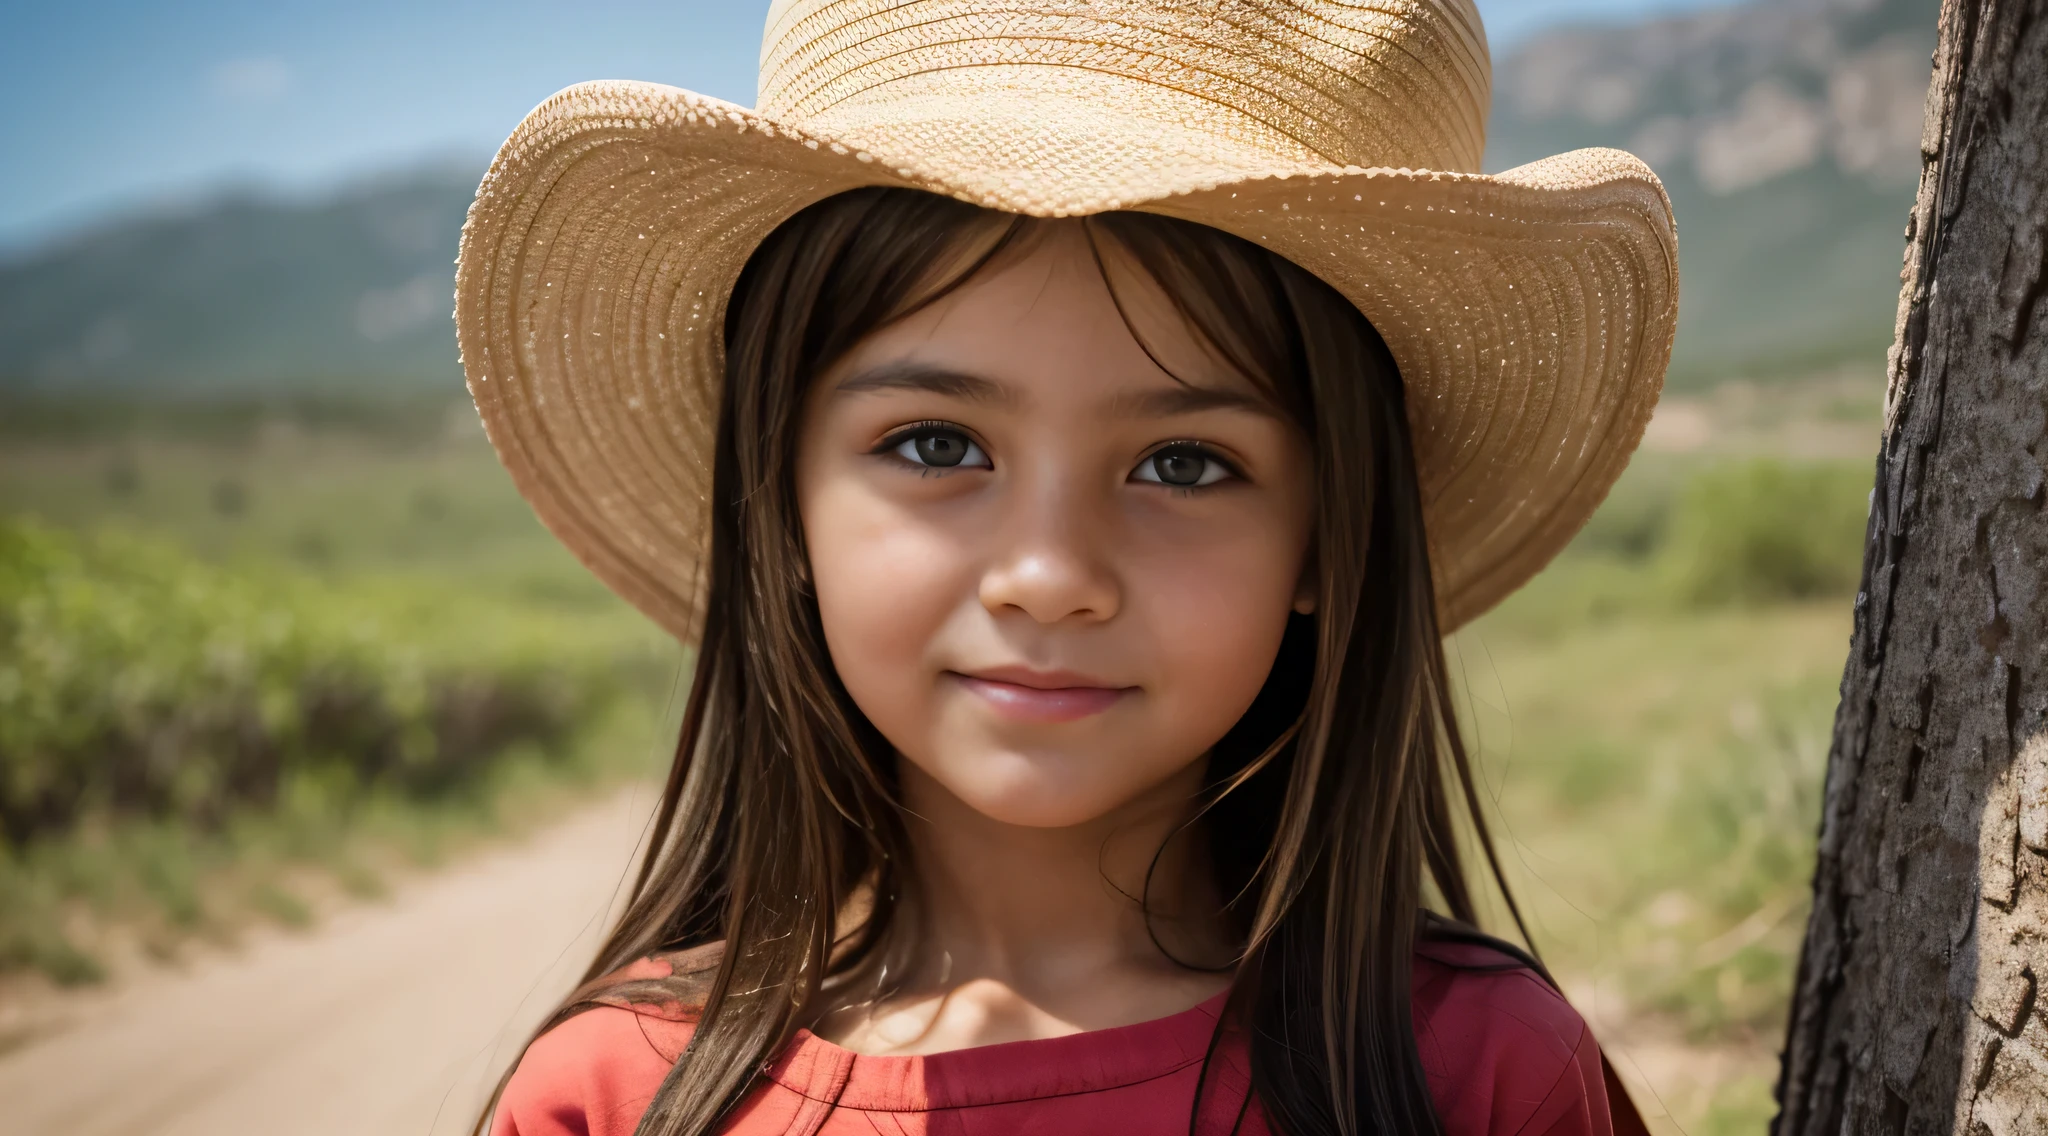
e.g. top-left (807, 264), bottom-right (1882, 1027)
top-left (2, 0), bottom-right (1733, 253)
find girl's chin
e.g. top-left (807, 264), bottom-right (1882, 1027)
top-left (909, 747), bottom-right (1196, 830)
top-left (946, 785), bottom-right (1148, 830)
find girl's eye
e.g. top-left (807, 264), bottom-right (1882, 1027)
top-left (889, 427), bottom-right (990, 470)
top-left (1133, 444), bottom-right (1235, 488)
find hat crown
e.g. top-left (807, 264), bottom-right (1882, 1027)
top-left (757, 0), bottom-right (1492, 175)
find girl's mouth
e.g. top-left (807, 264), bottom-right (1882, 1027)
top-left (949, 668), bottom-right (1134, 723)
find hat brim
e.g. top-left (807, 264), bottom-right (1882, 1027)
top-left (456, 80), bottom-right (1678, 639)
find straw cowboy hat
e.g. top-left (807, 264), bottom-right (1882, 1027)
top-left (455, 0), bottom-right (1678, 638)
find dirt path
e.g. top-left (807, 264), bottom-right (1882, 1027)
top-left (0, 788), bottom-right (656, 1136)
top-left (0, 787), bottom-right (1768, 1136)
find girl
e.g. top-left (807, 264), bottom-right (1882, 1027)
top-left (454, 2), bottom-right (1678, 1134)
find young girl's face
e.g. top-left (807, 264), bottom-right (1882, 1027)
top-left (795, 223), bottom-right (1317, 830)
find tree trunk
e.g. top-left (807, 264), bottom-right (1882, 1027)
top-left (1773, 1), bottom-right (2048, 1133)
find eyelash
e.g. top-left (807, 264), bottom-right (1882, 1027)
top-left (1134, 441), bottom-right (1243, 494)
top-left (873, 424), bottom-right (1243, 492)
top-left (874, 421), bottom-right (989, 476)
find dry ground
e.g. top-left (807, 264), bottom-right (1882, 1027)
top-left (0, 785), bottom-right (1768, 1136)
top-left (0, 789), bottom-right (655, 1136)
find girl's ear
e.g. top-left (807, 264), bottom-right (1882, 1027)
top-left (1292, 590), bottom-right (1317, 616)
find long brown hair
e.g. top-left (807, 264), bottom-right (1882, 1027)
top-left (486, 186), bottom-right (1533, 1136)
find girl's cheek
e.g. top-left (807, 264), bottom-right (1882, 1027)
top-left (1131, 527), bottom-right (1303, 720)
top-left (806, 485), bottom-right (972, 729)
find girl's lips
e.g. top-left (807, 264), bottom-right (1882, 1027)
top-left (951, 672), bottom-right (1133, 723)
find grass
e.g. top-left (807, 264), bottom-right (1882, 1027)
top-left (0, 697), bottom-right (667, 986)
top-left (0, 402), bottom-right (677, 984)
top-left (0, 410), bottom-right (622, 607)
top-left (1447, 450), bottom-right (1867, 1134)
top-left (1464, 594), bottom-right (1842, 1018)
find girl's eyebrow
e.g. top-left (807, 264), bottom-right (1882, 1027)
top-left (1114, 384), bottom-right (1282, 420)
top-left (832, 362), bottom-right (1016, 405)
top-left (832, 361), bottom-right (1276, 420)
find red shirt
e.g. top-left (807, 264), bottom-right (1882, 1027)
top-left (494, 941), bottom-right (1621, 1136)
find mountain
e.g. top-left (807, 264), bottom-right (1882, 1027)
top-left (0, 163), bottom-right (479, 395)
top-left (0, 0), bottom-right (1939, 395)
top-left (1488, 0), bottom-right (1936, 384)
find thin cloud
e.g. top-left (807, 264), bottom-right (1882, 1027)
top-left (207, 57), bottom-right (293, 102)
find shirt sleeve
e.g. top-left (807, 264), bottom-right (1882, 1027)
top-left (1411, 950), bottom-right (1617, 1136)
top-left (492, 1006), bottom-right (690, 1136)
top-left (1504, 1021), bottom-right (1613, 1136)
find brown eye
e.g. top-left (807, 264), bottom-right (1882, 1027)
top-left (1153, 450), bottom-right (1205, 486)
top-left (917, 433), bottom-right (968, 466)
top-left (890, 428), bottom-right (990, 470)
top-left (1134, 444), bottom-right (1232, 488)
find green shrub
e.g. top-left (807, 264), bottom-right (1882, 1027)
top-left (1570, 457), bottom-right (1683, 561)
top-left (0, 518), bottom-right (648, 846)
top-left (1659, 459), bottom-right (1870, 606)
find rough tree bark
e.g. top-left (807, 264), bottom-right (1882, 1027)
top-left (1773, 0), bottom-right (2048, 1133)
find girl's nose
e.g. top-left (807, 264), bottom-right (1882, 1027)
top-left (977, 504), bottom-right (1121, 626)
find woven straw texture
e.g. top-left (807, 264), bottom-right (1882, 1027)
top-left (455, 0), bottom-right (1679, 639)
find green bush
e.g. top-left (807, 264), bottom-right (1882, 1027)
top-left (0, 518), bottom-right (644, 846)
top-left (1488, 457), bottom-right (1868, 637)
top-left (1658, 460), bottom-right (1870, 606)
top-left (1569, 458), bottom-right (1683, 561)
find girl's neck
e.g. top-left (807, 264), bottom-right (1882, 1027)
top-left (906, 758), bottom-right (1232, 985)
top-left (811, 760), bottom-right (1237, 1054)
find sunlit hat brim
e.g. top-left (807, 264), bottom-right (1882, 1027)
top-left (455, 80), bottom-right (1677, 638)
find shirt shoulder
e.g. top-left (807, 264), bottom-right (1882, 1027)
top-left (1411, 941), bottom-right (1614, 1136)
top-left (493, 1004), bottom-right (695, 1136)
top-left (492, 950), bottom-right (714, 1136)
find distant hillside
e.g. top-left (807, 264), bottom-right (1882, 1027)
top-left (0, 0), bottom-right (1938, 394)
top-left (1489, 0), bottom-right (1936, 384)
top-left (0, 164), bottom-right (478, 394)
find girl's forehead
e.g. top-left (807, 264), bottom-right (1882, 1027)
top-left (827, 223), bottom-right (1262, 407)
